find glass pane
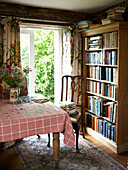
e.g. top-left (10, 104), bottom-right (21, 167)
top-left (20, 33), bottom-right (30, 93)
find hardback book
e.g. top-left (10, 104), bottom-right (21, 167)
top-left (89, 24), bottom-right (101, 29)
top-left (77, 20), bottom-right (93, 25)
top-left (107, 6), bottom-right (126, 14)
top-left (111, 125), bottom-right (116, 142)
top-left (101, 18), bottom-right (115, 25)
top-left (107, 13), bottom-right (124, 21)
top-left (106, 122), bottom-right (108, 138)
top-left (112, 103), bottom-right (117, 123)
top-left (113, 68), bottom-right (118, 83)
top-left (107, 123), bottom-right (112, 139)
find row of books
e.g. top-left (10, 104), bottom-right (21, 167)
top-left (104, 50), bottom-right (118, 65)
top-left (87, 96), bottom-right (117, 123)
top-left (88, 36), bottom-right (102, 49)
top-left (103, 32), bottom-right (118, 48)
top-left (86, 113), bottom-right (116, 142)
top-left (86, 50), bottom-right (118, 65)
top-left (86, 51), bottom-right (103, 64)
top-left (86, 80), bottom-right (117, 100)
top-left (87, 66), bottom-right (118, 83)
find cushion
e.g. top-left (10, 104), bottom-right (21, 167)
top-left (59, 101), bottom-right (75, 108)
top-left (59, 101), bottom-right (81, 123)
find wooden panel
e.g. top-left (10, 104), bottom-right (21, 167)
top-left (117, 26), bottom-right (128, 146)
top-left (0, 2), bottom-right (89, 24)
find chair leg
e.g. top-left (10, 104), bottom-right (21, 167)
top-left (37, 135), bottom-right (40, 139)
top-left (47, 133), bottom-right (50, 147)
top-left (75, 125), bottom-right (79, 153)
top-left (37, 134), bottom-right (50, 147)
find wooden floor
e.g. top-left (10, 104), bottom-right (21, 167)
top-left (0, 133), bottom-right (128, 170)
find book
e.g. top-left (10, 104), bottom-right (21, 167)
top-left (90, 36), bottom-right (102, 41)
top-left (107, 14), bottom-right (124, 21)
top-left (101, 18), bottom-right (115, 25)
top-left (103, 120), bottom-right (107, 137)
top-left (112, 103), bottom-right (117, 123)
top-left (111, 125), bottom-right (116, 142)
top-left (99, 119), bottom-right (103, 135)
top-left (79, 26), bottom-right (89, 30)
top-left (78, 23), bottom-right (89, 28)
top-left (77, 20), bottom-right (93, 25)
top-left (107, 7), bottom-right (126, 14)
top-left (89, 24), bottom-right (101, 29)
top-left (107, 123), bottom-right (111, 139)
top-left (113, 68), bottom-right (118, 83)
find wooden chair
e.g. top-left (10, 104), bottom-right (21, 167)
top-left (38, 75), bottom-right (85, 151)
top-left (59, 75), bottom-right (85, 152)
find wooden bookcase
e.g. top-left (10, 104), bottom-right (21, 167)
top-left (81, 22), bottom-right (128, 153)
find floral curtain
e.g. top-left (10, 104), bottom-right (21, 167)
top-left (0, 17), bottom-right (21, 67)
top-left (70, 25), bottom-right (82, 76)
top-left (70, 26), bottom-right (82, 104)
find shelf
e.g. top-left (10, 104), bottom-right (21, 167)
top-left (103, 47), bottom-right (118, 50)
top-left (85, 63), bottom-right (118, 67)
top-left (85, 108), bottom-right (116, 124)
top-left (86, 47), bottom-right (118, 51)
top-left (86, 77), bottom-right (117, 85)
top-left (86, 127), bottom-right (117, 153)
top-left (86, 91), bottom-right (117, 102)
top-left (86, 49), bottom-right (103, 52)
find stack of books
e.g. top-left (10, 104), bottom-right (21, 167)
top-left (88, 36), bottom-right (102, 50)
top-left (77, 20), bottom-right (93, 31)
top-left (101, 6), bottom-right (126, 25)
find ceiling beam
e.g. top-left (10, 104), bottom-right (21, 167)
top-left (0, 2), bottom-right (90, 24)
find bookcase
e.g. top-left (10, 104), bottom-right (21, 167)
top-left (81, 22), bottom-right (128, 153)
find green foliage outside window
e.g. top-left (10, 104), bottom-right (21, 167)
top-left (34, 30), bottom-right (54, 102)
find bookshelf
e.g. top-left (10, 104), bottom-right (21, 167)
top-left (81, 22), bottom-right (128, 153)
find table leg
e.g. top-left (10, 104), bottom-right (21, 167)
top-left (53, 132), bottom-right (60, 168)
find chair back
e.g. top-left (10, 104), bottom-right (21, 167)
top-left (61, 75), bottom-right (84, 107)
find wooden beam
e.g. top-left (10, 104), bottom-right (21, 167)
top-left (0, 2), bottom-right (90, 24)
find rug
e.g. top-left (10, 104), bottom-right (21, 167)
top-left (14, 134), bottom-right (126, 170)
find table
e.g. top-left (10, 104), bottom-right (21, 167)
top-left (0, 99), bottom-right (75, 167)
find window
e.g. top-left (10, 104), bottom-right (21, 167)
top-left (20, 25), bottom-right (67, 104)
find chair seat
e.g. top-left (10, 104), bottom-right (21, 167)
top-left (70, 112), bottom-right (81, 123)
top-left (60, 102), bottom-right (81, 123)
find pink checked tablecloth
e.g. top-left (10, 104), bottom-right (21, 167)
top-left (0, 99), bottom-right (75, 147)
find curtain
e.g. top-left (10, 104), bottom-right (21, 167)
top-left (70, 26), bottom-right (82, 104)
top-left (0, 17), bottom-right (21, 67)
top-left (70, 26), bottom-right (82, 76)
top-left (62, 30), bottom-right (71, 76)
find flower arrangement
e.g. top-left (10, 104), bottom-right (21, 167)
top-left (0, 63), bottom-right (31, 88)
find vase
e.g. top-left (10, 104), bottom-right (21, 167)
top-left (10, 88), bottom-right (19, 102)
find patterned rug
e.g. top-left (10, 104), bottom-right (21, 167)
top-left (14, 134), bottom-right (126, 170)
